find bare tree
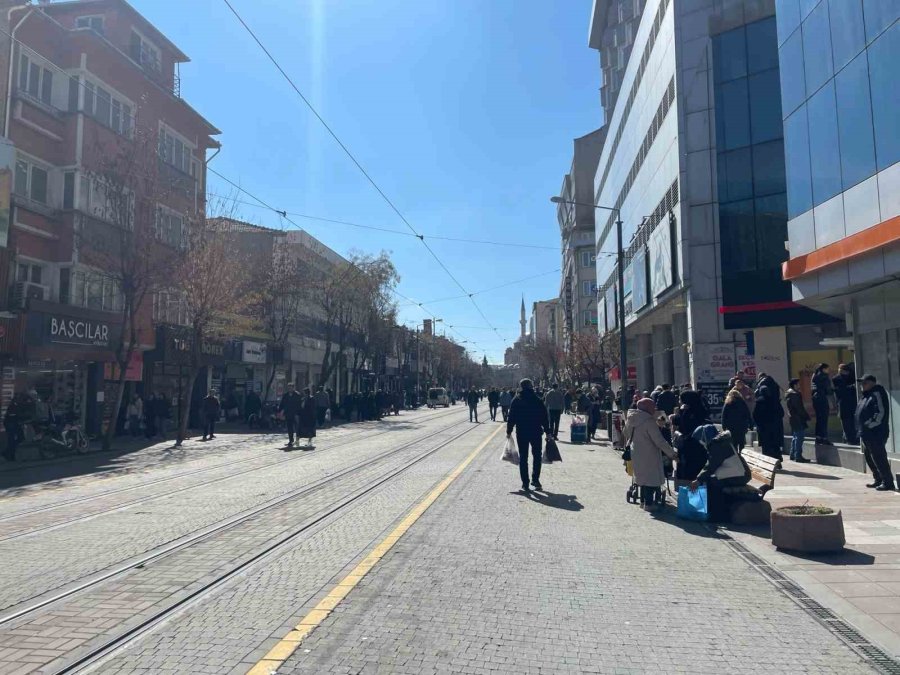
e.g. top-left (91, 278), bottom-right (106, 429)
top-left (568, 331), bottom-right (613, 386)
top-left (77, 124), bottom-right (180, 451)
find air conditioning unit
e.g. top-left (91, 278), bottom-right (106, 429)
top-left (11, 281), bottom-right (47, 308)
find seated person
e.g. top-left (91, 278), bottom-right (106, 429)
top-left (690, 424), bottom-right (754, 521)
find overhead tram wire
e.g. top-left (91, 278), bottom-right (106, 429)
top-left (221, 0), bottom-right (505, 344)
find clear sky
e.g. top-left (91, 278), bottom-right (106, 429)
top-left (135, 0), bottom-right (600, 362)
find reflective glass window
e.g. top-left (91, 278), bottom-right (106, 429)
top-left (749, 69), bottom-right (783, 143)
top-left (779, 29), bottom-right (806, 116)
top-left (755, 193), bottom-right (789, 264)
top-left (807, 81), bottom-right (842, 205)
top-left (752, 140), bottom-right (787, 196)
top-left (863, 0), bottom-right (900, 43)
top-left (720, 199), bottom-right (757, 272)
top-left (800, 0), bottom-right (822, 19)
top-left (720, 78), bottom-right (751, 150)
top-left (868, 20), bottom-right (900, 170)
top-left (722, 147), bottom-right (754, 202)
top-left (747, 18), bottom-right (779, 73)
top-left (777, 0), bottom-right (802, 45)
top-left (802, 2), bottom-right (834, 95)
top-left (715, 26), bottom-right (747, 83)
top-left (829, 0), bottom-right (866, 70)
top-left (835, 51), bottom-right (876, 189)
top-left (784, 106), bottom-right (813, 217)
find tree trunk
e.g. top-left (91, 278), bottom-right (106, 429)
top-left (102, 355), bottom-right (132, 451)
top-left (175, 366), bottom-right (200, 447)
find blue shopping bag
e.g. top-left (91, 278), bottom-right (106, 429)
top-left (676, 485), bottom-right (708, 521)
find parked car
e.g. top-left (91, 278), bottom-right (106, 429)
top-left (427, 387), bottom-right (450, 408)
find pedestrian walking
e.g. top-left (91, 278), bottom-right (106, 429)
top-left (753, 373), bottom-right (785, 461)
top-left (3, 394), bottom-right (24, 461)
top-left (201, 390), bottom-right (220, 441)
top-left (786, 379), bottom-right (811, 463)
top-left (466, 387), bottom-right (480, 423)
top-left (624, 398), bottom-right (676, 511)
top-left (543, 384), bottom-right (565, 439)
top-left (488, 388), bottom-right (500, 421)
top-left (314, 386), bottom-right (330, 427)
top-left (245, 390), bottom-right (262, 426)
top-left (833, 363), bottom-right (858, 444)
top-left (499, 389), bottom-right (512, 422)
top-left (127, 395), bottom-right (143, 437)
top-left (721, 388), bottom-right (752, 451)
top-left (589, 391), bottom-right (602, 440)
top-left (298, 388), bottom-right (317, 448)
top-left (278, 384), bottom-right (303, 447)
top-left (811, 363), bottom-right (834, 445)
top-left (506, 378), bottom-right (551, 493)
top-left (655, 383), bottom-right (678, 416)
top-left (855, 374), bottom-right (895, 491)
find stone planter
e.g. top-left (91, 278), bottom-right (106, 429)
top-left (771, 506), bottom-right (845, 553)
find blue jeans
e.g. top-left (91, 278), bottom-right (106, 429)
top-left (790, 427), bottom-right (805, 460)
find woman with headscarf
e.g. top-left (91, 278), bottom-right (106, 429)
top-left (721, 388), bottom-right (752, 450)
top-left (624, 398), bottom-right (676, 511)
top-left (671, 389), bottom-right (710, 481)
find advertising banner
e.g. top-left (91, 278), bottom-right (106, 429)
top-left (623, 262), bottom-right (633, 316)
top-left (605, 284), bottom-right (617, 330)
top-left (650, 219), bottom-right (674, 297)
top-left (632, 248), bottom-right (648, 311)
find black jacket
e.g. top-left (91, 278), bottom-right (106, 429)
top-left (833, 372), bottom-right (858, 415)
top-left (785, 388), bottom-right (810, 429)
top-left (466, 391), bottom-right (479, 406)
top-left (753, 376), bottom-right (784, 426)
top-left (201, 395), bottom-right (220, 417)
top-left (506, 389), bottom-right (550, 438)
top-left (488, 391), bottom-right (500, 405)
top-left (811, 368), bottom-right (832, 401)
top-left (721, 397), bottom-right (751, 435)
top-left (856, 384), bottom-right (889, 441)
top-left (278, 390), bottom-right (303, 417)
top-left (655, 389), bottom-right (678, 415)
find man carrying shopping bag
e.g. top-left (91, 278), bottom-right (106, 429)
top-left (507, 378), bottom-right (551, 493)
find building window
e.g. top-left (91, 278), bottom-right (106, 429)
top-left (156, 206), bottom-right (186, 249)
top-left (82, 78), bottom-right (133, 137)
top-left (75, 16), bottom-right (104, 33)
top-left (153, 291), bottom-right (189, 326)
top-left (582, 281), bottom-right (594, 297)
top-left (130, 30), bottom-right (160, 73)
top-left (17, 53), bottom-right (52, 105)
top-left (70, 269), bottom-right (122, 312)
top-left (158, 126), bottom-right (194, 175)
top-left (17, 262), bottom-right (43, 284)
top-left (807, 81), bottom-right (842, 205)
top-left (580, 250), bottom-right (592, 268)
top-left (14, 158), bottom-right (48, 204)
top-left (835, 51), bottom-right (876, 190)
top-left (63, 172), bottom-right (75, 209)
top-left (582, 310), bottom-right (597, 327)
top-left (59, 268), bottom-right (70, 304)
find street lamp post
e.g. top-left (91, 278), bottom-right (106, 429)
top-left (552, 196), bottom-right (626, 400)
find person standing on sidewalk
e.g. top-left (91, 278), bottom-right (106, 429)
top-left (753, 373), bottom-right (785, 461)
top-left (499, 389), bottom-right (513, 422)
top-left (466, 387), bottom-right (480, 423)
top-left (314, 386), bottom-right (330, 427)
top-left (721, 389), bottom-right (751, 451)
top-left (298, 388), bottom-right (317, 448)
top-left (655, 384), bottom-right (678, 416)
top-left (507, 378), bottom-right (551, 493)
top-left (833, 364), bottom-right (858, 445)
top-left (543, 384), bottom-right (565, 440)
top-left (855, 374), bottom-right (895, 492)
top-left (786, 379), bottom-right (811, 463)
top-left (624, 398), bottom-right (676, 511)
top-left (488, 388), bottom-right (500, 421)
top-left (811, 363), bottom-right (834, 445)
top-left (201, 390), bottom-right (220, 441)
top-left (278, 384), bottom-right (303, 447)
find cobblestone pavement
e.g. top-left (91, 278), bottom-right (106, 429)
top-left (278, 436), bottom-right (874, 675)
top-left (0, 411), bottom-right (493, 673)
top-left (0, 409), bottom-right (462, 613)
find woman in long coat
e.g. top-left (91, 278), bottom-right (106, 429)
top-left (624, 399), bottom-right (676, 511)
top-left (298, 388), bottom-right (317, 448)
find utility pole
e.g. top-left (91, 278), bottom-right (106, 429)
top-left (616, 216), bottom-right (627, 396)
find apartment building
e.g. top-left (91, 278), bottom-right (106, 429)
top-left (0, 0), bottom-right (219, 434)
top-left (557, 127), bottom-right (605, 351)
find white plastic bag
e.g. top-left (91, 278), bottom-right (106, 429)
top-left (502, 436), bottom-right (519, 464)
top-left (325, 408), bottom-right (332, 422)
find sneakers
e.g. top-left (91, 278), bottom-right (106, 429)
top-left (521, 484), bottom-right (530, 493)
top-left (531, 480), bottom-right (543, 491)
top-left (876, 484), bottom-right (896, 492)
top-left (866, 481), bottom-right (881, 488)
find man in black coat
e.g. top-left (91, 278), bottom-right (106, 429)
top-left (811, 363), bottom-right (834, 444)
top-left (655, 384), bottom-right (678, 416)
top-left (466, 387), bottom-right (480, 423)
top-left (856, 374), bottom-right (894, 491)
top-left (506, 379), bottom-right (551, 493)
top-left (833, 364), bottom-right (858, 444)
top-left (753, 374), bottom-right (785, 461)
top-left (278, 385), bottom-right (303, 447)
top-left (201, 391), bottom-right (220, 441)
top-left (487, 388), bottom-right (500, 421)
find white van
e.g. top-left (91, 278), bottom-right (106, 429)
top-left (427, 387), bottom-right (450, 408)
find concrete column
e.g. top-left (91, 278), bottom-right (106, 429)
top-left (652, 324), bottom-right (675, 386)
top-left (672, 313), bottom-right (691, 386)
top-left (637, 333), bottom-right (653, 392)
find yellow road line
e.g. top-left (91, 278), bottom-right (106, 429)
top-left (246, 424), bottom-right (504, 675)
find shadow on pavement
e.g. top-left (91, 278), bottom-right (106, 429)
top-left (518, 490), bottom-right (584, 511)
top-left (776, 548), bottom-right (877, 566)
top-left (779, 469), bottom-right (841, 480)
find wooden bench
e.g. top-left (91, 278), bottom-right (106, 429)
top-left (728, 449), bottom-right (779, 524)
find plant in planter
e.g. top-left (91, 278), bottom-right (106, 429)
top-left (771, 504), bottom-right (845, 553)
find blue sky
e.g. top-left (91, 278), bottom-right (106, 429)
top-left (136, 0), bottom-right (600, 362)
